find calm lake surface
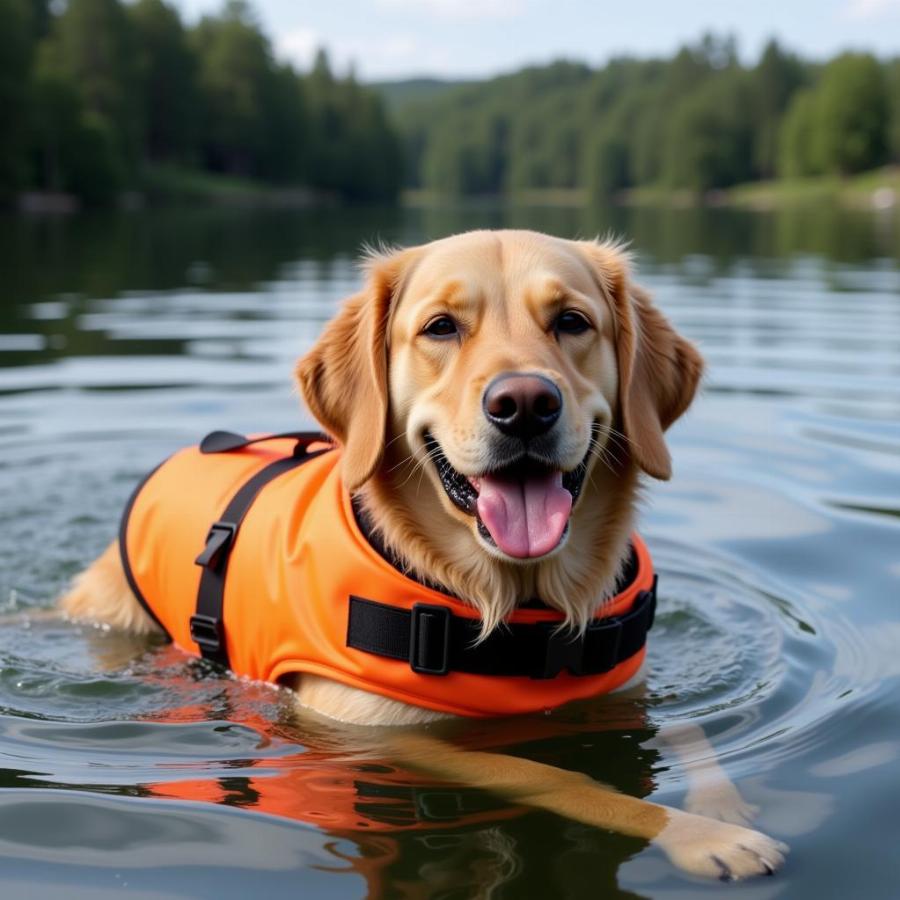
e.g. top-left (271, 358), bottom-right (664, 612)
top-left (0, 201), bottom-right (898, 899)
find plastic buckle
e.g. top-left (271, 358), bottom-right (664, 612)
top-left (534, 625), bottom-right (587, 679)
top-left (194, 521), bottom-right (237, 569)
top-left (409, 604), bottom-right (451, 675)
top-left (533, 615), bottom-right (624, 679)
top-left (581, 617), bottom-right (623, 675)
top-left (189, 614), bottom-right (224, 655)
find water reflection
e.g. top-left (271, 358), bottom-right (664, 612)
top-left (0, 201), bottom-right (898, 897)
top-left (1, 201), bottom-right (897, 322)
top-left (143, 705), bottom-right (663, 898)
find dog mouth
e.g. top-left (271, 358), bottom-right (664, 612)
top-left (424, 433), bottom-right (590, 559)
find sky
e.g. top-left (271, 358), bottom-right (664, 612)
top-left (176, 0), bottom-right (900, 81)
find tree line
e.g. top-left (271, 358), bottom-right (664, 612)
top-left (1, 0), bottom-right (402, 206)
top-left (3, 6), bottom-right (899, 209)
top-left (394, 36), bottom-right (900, 197)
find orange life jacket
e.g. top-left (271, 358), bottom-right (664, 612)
top-left (120, 432), bottom-right (657, 718)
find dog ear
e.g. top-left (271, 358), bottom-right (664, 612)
top-left (578, 241), bottom-right (704, 480)
top-left (296, 248), bottom-right (416, 491)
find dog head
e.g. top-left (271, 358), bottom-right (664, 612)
top-left (297, 230), bottom-right (702, 565)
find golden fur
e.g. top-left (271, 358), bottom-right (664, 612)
top-left (60, 229), bottom-right (789, 879)
top-left (296, 231), bottom-right (701, 638)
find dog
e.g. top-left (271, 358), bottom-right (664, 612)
top-left (62, 229), bottom-right (787, 880)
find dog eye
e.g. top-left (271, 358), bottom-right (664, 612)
top-left (423, 315), bottom-right (458, 339)
top-left (554, 311), bottom-right (592, 335)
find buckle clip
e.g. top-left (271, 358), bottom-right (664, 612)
top-left (409, 604), bottom-right (451, 675)
top-left (194, 520), bottom-right (237, 569)
top-left (581, 617), bottom-right (624, 675)
top-left (534, 626), bottom-right (585, 679)
top-left (534, 617), bottom-right (623, 679)
top-left (189, 613), bottom-right (224, 655)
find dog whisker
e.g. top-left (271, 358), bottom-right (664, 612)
top-left (586, 435), bottom-right (619, 475)
top-left (394, 445), bottom-right (443, 489)
top-left (387, 442), bottom-right (443, 477)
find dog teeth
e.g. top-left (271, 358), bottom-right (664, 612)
top-left (477, 519), bottom-right (495, 544)
top-left (562, 460), bottom-right (587, 501)
top-left (425, 433), bottom-right (479, 515)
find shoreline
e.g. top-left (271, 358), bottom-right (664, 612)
top-left (13, 164), bottom-right (344, 215)
top-left (10, 167), bottom-right (900, 216)
top-left (403, 167), bottom-right (900, 212)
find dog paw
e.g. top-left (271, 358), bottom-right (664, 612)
top-left (653, 811), bottom-right (788, 881)
top-left (684, 780), bottom-right (759, 826)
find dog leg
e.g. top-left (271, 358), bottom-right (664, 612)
top-left (657, 722), bottom-right (760, 826)
top-left (380, 731), bottom-right (787, 881)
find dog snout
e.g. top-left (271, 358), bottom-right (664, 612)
top-left (482, 373), bottom-right (562, 440)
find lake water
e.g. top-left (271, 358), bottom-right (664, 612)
top-left (0, 201), bottom-right (898, 899)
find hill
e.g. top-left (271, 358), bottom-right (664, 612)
top-left (369, 77), bottom-right (470, 115)
top-left (385, 37), bottom-right (900, 201)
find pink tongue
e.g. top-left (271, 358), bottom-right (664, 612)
top-left (475, 471), bottom-right (573, 558)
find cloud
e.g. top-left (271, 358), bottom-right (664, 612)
top-left (274, 27), bottom-right (321, 71)
top-left (275, 28), bottom-right (452, 79)
top-left (376, 0), bottom-right (524, 21)
top-left (843, 0), bottom-right (900, 20)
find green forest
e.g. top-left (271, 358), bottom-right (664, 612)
top-left (2, 0), bottom-right (899, 208)
top-left (0, 0), bottom-right (402, 205)
top-left (394, 35), bottom-right (900, 199)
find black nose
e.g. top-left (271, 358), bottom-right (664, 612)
top-left (482, 373), bottom-right (562, 440)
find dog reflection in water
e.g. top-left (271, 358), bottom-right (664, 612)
top-left (144, 692), bottom-right (673, 897)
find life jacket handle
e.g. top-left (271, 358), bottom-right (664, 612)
top-left (199, 429), bottom-right (332, 457)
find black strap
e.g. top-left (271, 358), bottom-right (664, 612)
top-left (199, 429), bottom-right (328, 455)
top-left (347, 575), bottom-right (657, 679)
top-left (191, 432), bottom-right (332, 666)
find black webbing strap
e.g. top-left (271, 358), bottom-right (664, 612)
top-left (191, 432), bottom-right (332, 666)
top-left (346, 574), bottom-right (657, 679)
top-left (199, 429), bottom-right (327, 455)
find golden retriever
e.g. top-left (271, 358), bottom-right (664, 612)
top-left (62, 229), bottom-right (787, 880)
